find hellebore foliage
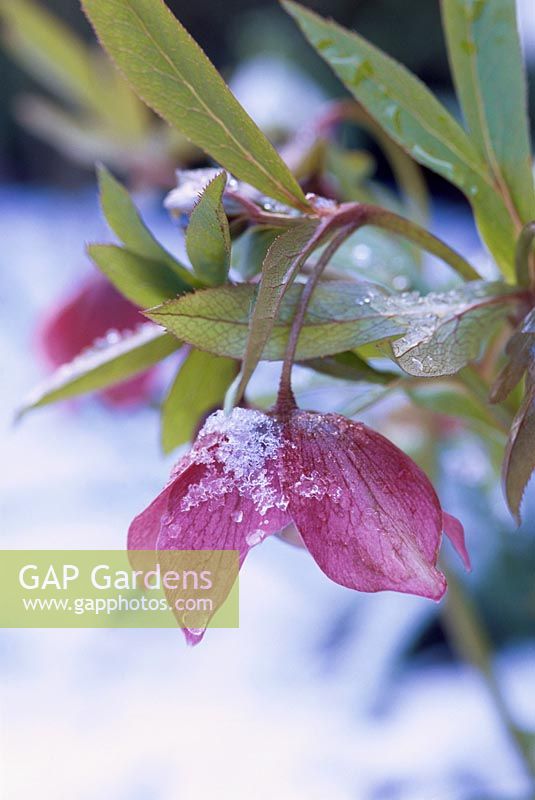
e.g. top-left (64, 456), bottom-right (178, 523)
top-left (17, 0), bottom-right (535, 612)
top-left (0, 0), bottom-right (195, 175)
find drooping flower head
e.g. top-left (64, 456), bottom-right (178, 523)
top-left (38, 272), bottom-right (156, 407)
top-left (129, 405), bottom-right (469, 644)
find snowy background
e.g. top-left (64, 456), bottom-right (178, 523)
top-left (1, 0), bottom-right (535, 795)
top-left (1, 186), bottom-right (535, 800)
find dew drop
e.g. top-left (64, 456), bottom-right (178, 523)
top-left (352, 243), bottom-right (372, 266)
top-left (246, 529), bottom-right (265, 547)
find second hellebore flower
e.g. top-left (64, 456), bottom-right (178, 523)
top-left (38, 272), bottom-right (156, 407)
top-left (130, 406), bottom-right (469, 644)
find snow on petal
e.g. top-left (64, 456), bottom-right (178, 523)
top-left (279, 410), bottom-right (447, 601)
top-left (158, 408), bottom-right (291, 561)
top-left (136, 408), bottom-right (291, 643)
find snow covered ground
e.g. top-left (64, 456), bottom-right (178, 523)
top-left (1, 187), bottom-right (534, 799)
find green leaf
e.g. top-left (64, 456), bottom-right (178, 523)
top-left (302, 351), bottom-right (396, 384)
top-left (490, 308), bottom-right (535, 403)
top-left (14, 94), bottom-right (144, 167)
top-left (148, 279), bottom-right (516, 370)
top-left (0, 0), bottom-right (145, 140)
top-left (326, 146), bottom-right (376, 201)
top-left (331, 103), bottom-right (430, 223)
top-left (390, 281), bottom-right (516, 377)
top-left (161, 349), bottom-right (236, 452)
top-left (147, 281), bottom-right (405, 361)
top-left (441, 0), bottom-right (535, 225)
top-left (327, 225), bottom-right (422, 289)
top-left (503, 366), bottom-right (535, 523)
top-left (283, 2), bottom-right (480, 182)
top-left (81, 0), bottom-right (309, 210)
top-left (283, 0), bottom-right (517, 275)
top-left (88, 244), bottom-right (187, 308)
top-left (18, 324), bottom-right (179, 415)
top-left (186, 172), bottom-right (231, 286)
top-left (408, 382), bottom-right (501, 432)
top-left (0, 0), bottom-right (101, 112)
top-left (92, 52), bottom-right (150, 140)
top-left (97, 165), bottom-right (196, 287)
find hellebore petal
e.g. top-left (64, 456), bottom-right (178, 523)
top-left (131, 409), bottom-right (291, 643)
top-left (442, 512), bottom-right (471, 571)
top-left (278, 410), bottom-right (447, 600)
top-left (128, 405), bottom-right (469, 645)
top-left (158, 410), bottom-right (291, 556)
top-left (38, 272), bottom-right (155, 407)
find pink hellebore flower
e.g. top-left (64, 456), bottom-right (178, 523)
top-left (129, 406), bottom-right (469, 644)
top-left (38, 272), bottom-right (155, 407)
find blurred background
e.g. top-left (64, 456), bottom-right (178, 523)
top-left (1, 1), bottom-right (535, 798)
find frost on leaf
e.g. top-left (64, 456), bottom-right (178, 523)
top-left (164, 168), bottom-right (255, 223)
top-left (19, 323), bottom-right (173, 414)
top-left (387, 282), bottom-right (514, 377)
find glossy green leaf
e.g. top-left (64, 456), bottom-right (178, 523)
top-left (441, 0), bottom-right (535, 225)
top-left (186, 172), bottom-right (231, 286)
top-left (283, 0), bottom-right (517, 275)
top-left (81, 0), bottom-right (309, 210)
top-left (18, 324), bottom-right (179, 415)
top-left (98, 165), bottom-right (195, 287)
top-left (88, 245), bottom-right (187, 308)
top-left (161, 349), bottom-right (236, 452)
top-left (503, 367), bottom-right (535, 523)
top-left (283, 2), bottom-right (481, 181)
top-left (327, 225), bottom-right (422, 289)
top-left (390, 281), bottom-right (516, 376)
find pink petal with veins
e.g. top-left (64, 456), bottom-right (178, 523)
top-left (134, 409), bottom-right (291, 644)
top-left (279, 410), bottom-right (447, 600)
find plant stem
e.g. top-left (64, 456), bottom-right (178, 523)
top-left (442, 567), bottom-right (535, 784)
top-left (331, 202), bottom-right (480, 280)
top-left (276, 224), bottom-right (356, 411)
top-left (515, 220), bottom-right (535, 287)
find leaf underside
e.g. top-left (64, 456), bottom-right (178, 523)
top-left (282, 0), bottom-right (520, 275)
top-left (148, 279), bottom-right (514, 373)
